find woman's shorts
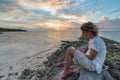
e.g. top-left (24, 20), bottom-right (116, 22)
top-left (73, 50), bottom-right (96, 71)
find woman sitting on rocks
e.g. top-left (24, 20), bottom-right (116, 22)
top-left (56, 22), bottom-right (107, 79)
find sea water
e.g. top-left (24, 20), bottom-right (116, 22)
top-left (0, 31), bottom-right (81, 69)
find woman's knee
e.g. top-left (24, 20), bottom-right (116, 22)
top-left (66, 47), bottom-right (74, 51)
top-left (67, 47), bottom-right (75, 50)
top-left (66, 47), bottom-right (75, 56)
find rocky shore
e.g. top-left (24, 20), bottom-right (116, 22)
top-left (1, 37), bottom-right (120, 80)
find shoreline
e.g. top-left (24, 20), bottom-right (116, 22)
top-left (0, 36), bottom-right (120, 80)
top-left (0, 47), bottom-right (58, 80)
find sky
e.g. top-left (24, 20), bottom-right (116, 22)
top-left (0, 0), bottom-right (120, 31)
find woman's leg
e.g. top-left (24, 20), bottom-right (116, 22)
top-left (64, 47), bottom-right (75, 73)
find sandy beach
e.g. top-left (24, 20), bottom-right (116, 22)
top-left (0, 47), bottom-right (58, 80)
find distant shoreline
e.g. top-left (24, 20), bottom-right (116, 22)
top-left (0, 28), bottom-right (27, 32)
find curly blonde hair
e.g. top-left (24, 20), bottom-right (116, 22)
top-left (80, 22), bottom-right (98, 36)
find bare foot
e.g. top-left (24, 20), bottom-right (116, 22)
top-left (55, 62), bottom-right (65, 67)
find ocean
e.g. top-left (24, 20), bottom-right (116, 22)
top-left (0, 31), bottom-right (120, 76)
top-left (0, 31), bottom-right (82, 69)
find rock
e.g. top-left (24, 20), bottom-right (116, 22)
top-left (61, 41), bottom-right (70, 43)
top-left (105, 59), bottom-right (120, 80)
top-left (9, 66), bottom-right (13, 70)
top-left (0, 75), bottom-right (4, 79)
top-left (78, 69), bottom-right (102, 80)
top-left (78, 68), bottom-right (115, 80)
top-left (45, 66), bottom-right (115, 80)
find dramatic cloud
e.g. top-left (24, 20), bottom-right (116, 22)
top-left (18, 0), bottom-right (67, 15)
top-left (0, 0), bottom-right (119, 31)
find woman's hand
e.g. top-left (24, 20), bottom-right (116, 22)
top-left (76, 48), bottom-right (86, 54)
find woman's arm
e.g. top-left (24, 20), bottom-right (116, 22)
top-left (76, 47), bottom-right (86, 54)
top-left (86, 48), bottom-right (97, 60)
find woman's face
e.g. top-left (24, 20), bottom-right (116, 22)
top-left (82, 31), bottom-right (91, 38)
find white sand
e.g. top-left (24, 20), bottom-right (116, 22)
top-left (0, 48), bottom-right (58, 80)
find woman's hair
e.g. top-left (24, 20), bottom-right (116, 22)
top-left (80, 22), bottom-right (98, 36)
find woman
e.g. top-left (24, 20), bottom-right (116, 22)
top-left (56, 22), bottom-right (107, 79)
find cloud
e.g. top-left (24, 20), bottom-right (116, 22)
top-left (27, 19), bottom-right (81, 31)
top-left (57, 10), bottom-right (99, 23)
top-left (100, 16), bottom-right (109, 21)
top-left (18, 0), bottom-right (67, 15)
top-left (0, 0), bottom-right (20, 14)
top-left (18, 0), bottom-right (99, 16)
top-left (0, 0), bottom-right (105, 31)
top-left (0, 0), bottom-right (100, 19)
top-left (0, 19), bottom-right (29, 29)
top-left (18, 0), bottom-right (86, 15)
top-left (12, 12), bottom-right (34, 20)
top-left (96, 17), bottom-right (120, 30)
top-left (109, 8), bottom-right (120, 14)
